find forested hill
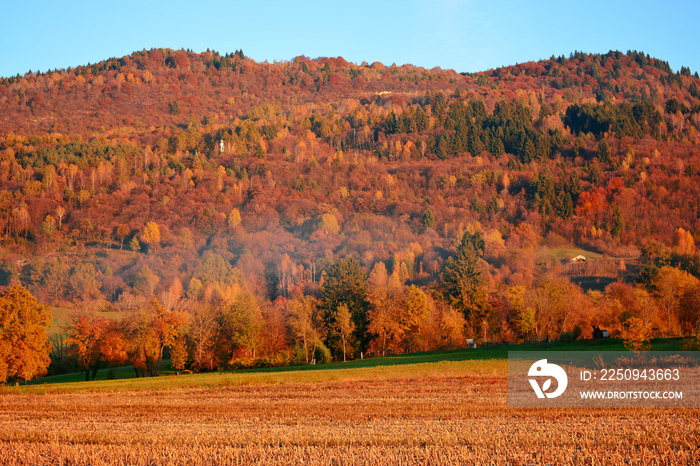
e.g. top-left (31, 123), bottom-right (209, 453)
top-left (1, 48), bottom-right (700, 350)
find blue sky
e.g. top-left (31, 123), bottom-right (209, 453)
top-left (1, 1), bottom-right (699, 78)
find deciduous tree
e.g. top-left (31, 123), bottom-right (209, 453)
top-left (66, 312), bottom-right (108, 381)
top-left (0, 286), bottom-right (52, 384)
top-left (332, 303), bottom-right (355, 362)
top-left (119, 298), bottom-right (187, 377)
top-left (367, 262), bottom-right (405, 356)
top-left (402, 286), bottom-right (430, 352)
top-left (216, 292), bottom-right (262, 364)
top-left (170, 337), bottom-right (188, 374)
top-left (287, 294), bottom-right (320, 364)
top-left (189, 305), bottom-right (218, 371)
top-left (621, 316), bottom-right (652, 351)
top-left (141, 221), bottom-right (161, 252)
top-left (443, 303), bottom-right (468, 348)
top-left (652, 266), bottom-right (699, 336)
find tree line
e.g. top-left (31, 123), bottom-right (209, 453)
top-left (4, 230), bottom-right (700, 383)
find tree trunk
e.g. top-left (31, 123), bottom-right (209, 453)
top-left (382, 329), bottom-right (387, 357)
top-left (153, 344), bottom-right (166, 377)
top-left (91, 359), bottom-right (100, 381)
top-left (303, 335), bottom-right (309, 363)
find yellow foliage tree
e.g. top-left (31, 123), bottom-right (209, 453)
top-left (367, 262), bottom-right (405, 356)
top-left (318, 213), bottom-right (340, 234)
top-left (621, 317), bottom-right (653, 351)
top-left (333, 303), bottom-right (355, 362)
top-left (228, 208), bottom-right (242, 229)
top-left (653, 266), bottom-right (699, 336)
top-left (402, 286), bottom-right (430, 351)
top-left (141, 221), bottom-right (161, 251)
top-left (439, 303), bottom-right (466, 349)
top-left (170, 337), bottom-right (189, 374)
top-left (287, 295), bottom-right (320, 364)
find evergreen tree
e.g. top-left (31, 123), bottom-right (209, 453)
top-left (596, 139), bottom-right (611, 164)
top-left (533, 170), bottom-right (556, 216)
top-left (470, 99), bottom-right (487, 123)
top-left (413, 106), bottom-right (427, 132)
top-left (488, 129), bottom-right (505, 156)
top-left (320, 257), bottom-right (370, 354)
top-left (555, 191), bottom-right (574, 219)
top-left (453, 124), bottom-right (468, 153)
top-left (568, 173), bottom-right (583, 201)
top-left (433, 92), bottom-right (447, 122)
top-left (517, 133), bottom-right (535, 163)
top-left (435, 135), bottom-right (450, 160)
top-left (467, 126), bottom-right (485, 156)
top-left (461, 230), bottom-right (485, 253)
top-left (385, 111), bottom-right (399, 134)
top-left (611, 206), bottom-right (624, 238)
top-left (441, 232), bottom-right (487, 319)
top-left (422, 208), bottom-right (436, 229)
top-left (589, 162), bottom-right (603, 185)
top-left (406, 110), bottom-right (418, 133)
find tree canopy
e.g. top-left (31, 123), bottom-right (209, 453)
top-left (0, 286), bottom-right (52, 383)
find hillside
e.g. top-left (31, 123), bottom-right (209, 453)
top-left (1, 48), bottom-right (700, 377)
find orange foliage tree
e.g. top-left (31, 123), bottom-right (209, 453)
top-left (119, 299), bottom-right (188, 377)
top-left (67, 312), bottom-right (109, 381)
top-left (0, 286), bottom-right (52, 384)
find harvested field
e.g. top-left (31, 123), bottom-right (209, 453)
top-left (0, 361), bottom-right (698, 465)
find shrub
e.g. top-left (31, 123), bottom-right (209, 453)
top-left (573, 325), bottom-right (583, 340)
top-left (314, 342), bottom-right (332, 364)
top-left (559, 331), bottom-right (576, 342)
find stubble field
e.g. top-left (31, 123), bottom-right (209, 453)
top-left (0, 360), bottom-right (698, 465)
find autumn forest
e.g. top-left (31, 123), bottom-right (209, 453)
top-left (1, 48), bottom-right (700, 382)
